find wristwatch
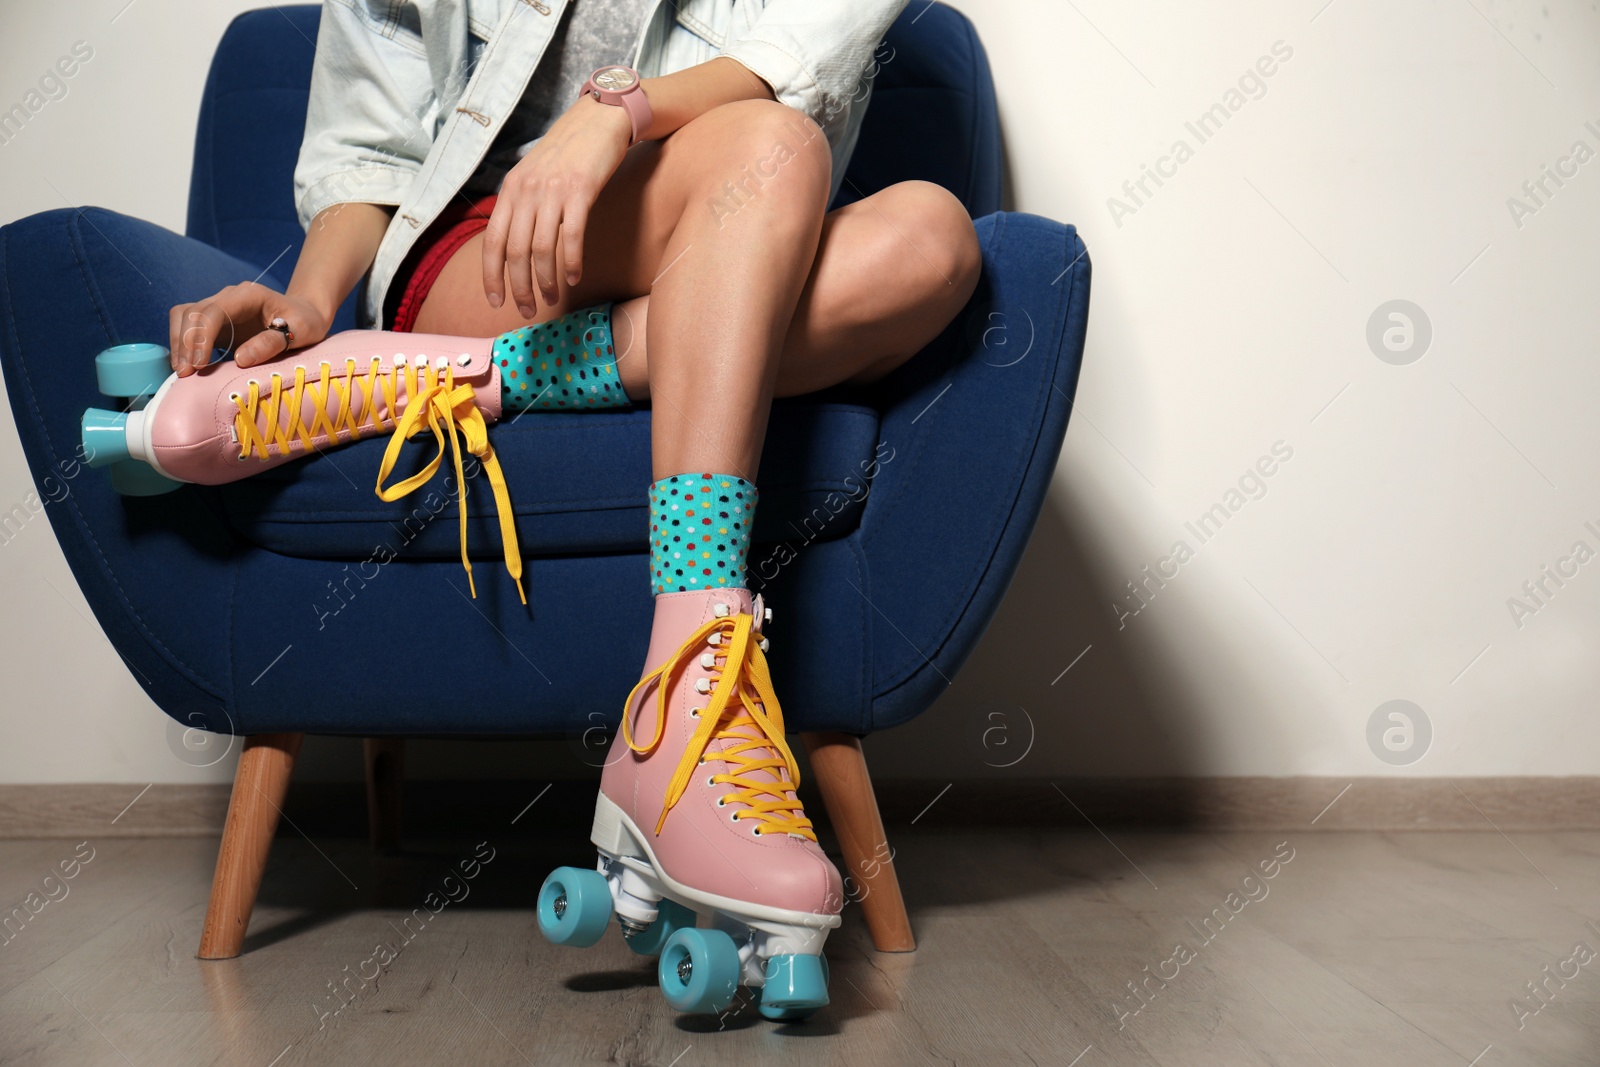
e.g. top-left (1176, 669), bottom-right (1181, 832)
top-left (580, 65), bottom-right (653, 146)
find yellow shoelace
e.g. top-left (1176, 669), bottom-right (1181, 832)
top-left (233, 356), bottom-right (524, 603)
top-left (622, 611), bottom-right (815, 841)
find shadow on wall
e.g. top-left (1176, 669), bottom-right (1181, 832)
top-left (864, 487), bottom-right (1208, 782)
top-left (860, 118), bottom-right (1211, 782)
top-left (290, 478), bottom-right (1210, 785)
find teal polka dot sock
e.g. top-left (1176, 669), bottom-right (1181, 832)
top-left (494, 303), bottom-right (630, 413)
top-left (649, 473), bottom-right (757, 595)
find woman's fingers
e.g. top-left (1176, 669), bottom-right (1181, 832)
top-left (231, 331), bottom-right (289, 369)
top-left (480, 195), bottom-right (515, 310)
top-left (490, 152), bottom-right (610, 313)
top-left (168, 301), bottom-right (221, 376)
top-left (167, 291), bottom-right (247, 377)
top-left (232, 306), bottom-right (294, 369)
top-left (560, 196), bottom-right (588, 289)
top-left (164, 283), bottom-right (324, 376)
top-left (529, 196), bottom-right (564, 309)
top-left (503, 198), bottom-right (540, 318)
top-left (167, 304), bottom-right (191, 375)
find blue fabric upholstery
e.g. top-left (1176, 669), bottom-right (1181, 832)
top-left (219, 403), bottom-right (882, 559)
top-left (0, 3), bottom-right (1088, 740)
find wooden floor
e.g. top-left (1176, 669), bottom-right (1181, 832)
top-left (1, 825), bottom-right (1596, 1065)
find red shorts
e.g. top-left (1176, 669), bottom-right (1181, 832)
top-left (386, 194), bottom-right (499, 332)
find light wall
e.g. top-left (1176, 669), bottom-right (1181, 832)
top-left (1, 0), bottom-right (1595, 785)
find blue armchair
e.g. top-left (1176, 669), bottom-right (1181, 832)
top-left (0, 3), bottom-right (1088, 958)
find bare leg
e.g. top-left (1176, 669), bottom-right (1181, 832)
top-left (606, 177), bottom-right (980, 398)
top-left (414, 101), bottom-right (980, 476)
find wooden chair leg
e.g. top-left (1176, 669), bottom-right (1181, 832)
top-left (363, 738), bottom-right (405, 853)
top-left (802, 732), bottom-right (916, 952)
top-left (197, 733), bottom-right (302, 960)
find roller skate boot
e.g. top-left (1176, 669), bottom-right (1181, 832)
top-left (537, 589), bottom-right (842, 1021)
top-left (80, 330), bottom-right (523, 598)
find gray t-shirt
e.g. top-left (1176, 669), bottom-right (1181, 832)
top-left (466, 0), bottom-right (656, 197)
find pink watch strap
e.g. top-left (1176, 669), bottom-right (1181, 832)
top-left (582, 67), bottom-right (653, 146)
top-left (616, 87), bottom-right (651, 145)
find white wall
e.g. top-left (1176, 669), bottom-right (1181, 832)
top-left (1, 0), bottom-right (1596, 785)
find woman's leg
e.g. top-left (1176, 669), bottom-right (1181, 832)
top-left (413, 108), bottom-right (981, 464)
top-left (606, 176), bottom-right (981, 398)
top-left (640, 99), bottom-right (833, 480)
top-left (482, 103), bottom-right (978, 976)
top-left (419, 98), bottom-right (976, 593)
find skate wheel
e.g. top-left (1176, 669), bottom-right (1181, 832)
top-left (758, 953), bottom-right (829, 1019)
top-left (658, 927), bottom-right (740, 1013)
top-left (624, 898), bottom-right (695, 958)
top-left (757, 1003), bottom-right (821, 1023)
top-left (94, 343), bottom-right (171, 400)
top-left (108, 462), bottom-right (182, 497)
top-left (536, 866), bottom-right (612, 947)
top-left (81, 408), bottom-right (129, 468)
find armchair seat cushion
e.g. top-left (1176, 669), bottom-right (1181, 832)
top-left (218, 401), bottom-right (882, 559)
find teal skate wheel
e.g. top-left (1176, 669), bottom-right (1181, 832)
top-left (109, 462), bottom-right (181, 497)
top-left (758, 953), bottom-right (829, 1019)
top-left (658, 927), bottom-right (740, 1013)
top-left (94, 343), bottom-right (170, 400)
top-left (623, 898), bottom-right (695, 958)
top-left (81, 408), bottom-right (129, 468)
top-left (536, 867), bottom-right (612, 947)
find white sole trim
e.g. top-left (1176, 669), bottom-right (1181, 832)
top-left (590, 792), bottom-right (840, 934)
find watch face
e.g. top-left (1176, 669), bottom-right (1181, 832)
top-left (593, 66), bottom-right (637, 92)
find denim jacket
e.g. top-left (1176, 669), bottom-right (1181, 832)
top-left (293, 0), bottom-right (908, 327)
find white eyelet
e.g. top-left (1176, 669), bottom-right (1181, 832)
top-left (689, 707), bottom-right (701, 718)
top-left (246, 378), bottom-right (258, 389)
top-left (694, 678), bottom-right (711, 695)
top-left (751, 825), bottom-right (762, 836)
top-left (227, 392), bottom-right (239, 402)
top-left (713, 603), bottom-right (730, 618)
top-left (705, 776), bottom-right (716, 788)
top-left (759, 638), bottom-right (769, 652)
top-left (457, 353), bottom-right (472, 366)
top-left (716, 798), bottom-right (726, 807)
top-left (707, 634), bottom-right (722, 647)
top-left (319, 361), bottom-right (330, 371)
top-left (700, 653), bottom-right (716, 669)
top-left (394, 353), bottom-right (407, 366)
top-left (765, 608), bottom-right (773, 623)
top-left (434, 355), bottom-right (448, 370)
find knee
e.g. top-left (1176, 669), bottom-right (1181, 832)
top-left (692, 98), bottom-right (833, 213)
top-left (883, 181), bottom-right (982, 303)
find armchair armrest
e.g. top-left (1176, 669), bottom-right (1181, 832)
top-left (857, 211), bottom-right (1091, 728)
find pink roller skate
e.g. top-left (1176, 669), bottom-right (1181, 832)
top-left (537, 589), bottom-right (842, 1022)
top-left (80, 331), bottom-right (522, 599)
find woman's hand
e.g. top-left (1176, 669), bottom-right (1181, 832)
top-left (482, 95), bottom-right (634, 317)
top-left (166, 283), bottom-right (332, 377)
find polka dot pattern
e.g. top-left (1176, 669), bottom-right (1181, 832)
top-left (493, 303), bottom-right (628, 414)
top-left (649, 473), bottom-right (756, 596)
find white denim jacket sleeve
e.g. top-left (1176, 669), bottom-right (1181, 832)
top-left (292, 0), bottom-right (440, 230)
top-left (292, 0), bottom-right (905, 327)
top-left (717, 0), bottom-right (907, 138)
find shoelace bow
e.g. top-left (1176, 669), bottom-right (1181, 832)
top-left (233, 356), bottom-right (524, 603)
top-left (622, 611), bottom-right (815, 841)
